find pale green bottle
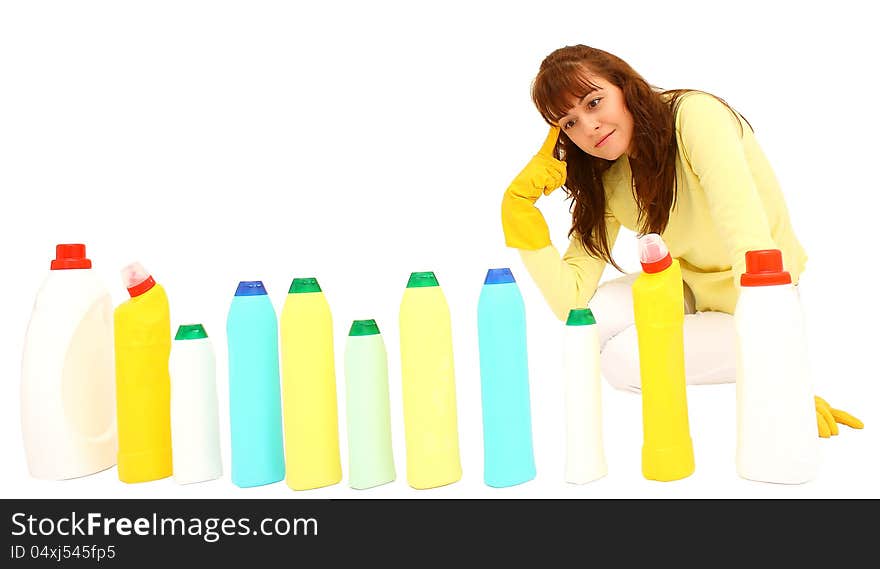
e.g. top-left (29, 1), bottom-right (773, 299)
top-left (344, 319), bottom-right (396, 489)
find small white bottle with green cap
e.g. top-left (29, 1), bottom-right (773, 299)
top-left (280, 277), bottom-right (342, 491)
top-left (563, 308), bottom-right (607, 484)
top-left (399, 271), bottom-right (462, 489)
top-left (169, 323), bottom-right (222, 485)
top-left (344, 319), bottom-right (396, 489)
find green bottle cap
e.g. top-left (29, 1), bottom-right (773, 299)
top-left (289, 277), bottom-right (322, 294)
top-left (406, 271), bottom-right (439, 288)
top-left (566, 308), bottom-right (596, 326)
top-left (349, 319), bottom-right (381, 336)
top-left (175, 323), bottom-right (208, 340)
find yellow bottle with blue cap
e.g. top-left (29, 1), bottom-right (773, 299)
top-left (632, 234), bottom-right (695, 482)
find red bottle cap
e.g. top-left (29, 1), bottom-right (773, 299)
top-left (641, 253), bottom-right (672, 274)
top-left (50, 244), bottom-right (92, 270)
top-left (740, 249), bottom-right (791, 287)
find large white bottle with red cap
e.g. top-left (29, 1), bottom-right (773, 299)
top-left (21, 244), bottom-right (117, 479)
top-left (735, 249), bottom-right (819, 484)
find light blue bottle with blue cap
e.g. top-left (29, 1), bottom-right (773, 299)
top-left (477, 267), bottom-right (536, 488)
top-left (226, 281), bottom-right (285, 487)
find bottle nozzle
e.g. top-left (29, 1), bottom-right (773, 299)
top-left (121, 262), bottom-right (156, 297)
top-left (638, 234), bottom-right (668, 264)
top-left (638, 233), bottom-right (672, 273)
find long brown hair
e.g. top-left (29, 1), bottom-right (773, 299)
top-left (531, 45), bottom-right (746, 270)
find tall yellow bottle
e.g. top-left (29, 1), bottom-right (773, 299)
top-left (631, 234), bottom-right (695, 482)
top-left (113, 262), bottom-right (173, 483)
top-left (280, 277), bottom-right (342, 490)
top-left (399, 271), bottom-right (462, 489)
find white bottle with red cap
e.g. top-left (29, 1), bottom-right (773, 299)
top-left (21, 244), bottom-right (117, 479)
top-left (735, 249), bottom-right (819, 484)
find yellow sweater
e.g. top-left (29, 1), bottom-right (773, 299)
top-left (519, 92), bottom-right (807, 321)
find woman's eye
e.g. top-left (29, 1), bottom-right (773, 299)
top-left (562, 119), bottom-right (576, 130)
top-left (587, 97), bottom-right (602, 109)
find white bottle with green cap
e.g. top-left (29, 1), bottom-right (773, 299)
top-left (563, 308), bottom-right (607, 484)
top-left (169, 323), bottom-right (222, 485)
top-left (344, 319), bottom-right (396, 489)
top-left (399, 271), bottom-right (462, 489)
top-left (280, 277), bottom-right (342, 491)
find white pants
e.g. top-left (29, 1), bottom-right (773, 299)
top-left (589, 273), bottom-right (738, 393)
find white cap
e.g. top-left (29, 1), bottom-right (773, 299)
top-left (121, 262), bottom-right (151, 290)
top-left (638, 233), bottom-right (669, 264)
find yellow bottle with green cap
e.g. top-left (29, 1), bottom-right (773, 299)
top-left (280, 277), bottom-right (342, 491)
top-left (632, 234), bottom-right (694, 482)
top-left (399, 271), bottom-right (462, 489)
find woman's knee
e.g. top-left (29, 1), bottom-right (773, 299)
top-left (598, 312), bottom-right (737, 392)
top-left (600, 325), bottom-right (642, 393)
top-left (590, 272), bottom-right (639, 348)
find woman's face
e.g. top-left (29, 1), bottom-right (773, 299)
top-left (556, 73), bottom-right (634, 161)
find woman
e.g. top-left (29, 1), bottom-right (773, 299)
top-left (501, 44), bottom-right (861, 437)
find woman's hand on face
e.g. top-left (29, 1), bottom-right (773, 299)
top-left (514, 126), bottom-right (567, 199)
top-left (535, 126), bottom-right (567, 196)
top-left (500, 126), bottom-right (567, 250)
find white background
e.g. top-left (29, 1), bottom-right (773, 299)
top-left (1, 0), bottom-right (877, 499)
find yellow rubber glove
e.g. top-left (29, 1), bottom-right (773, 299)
top-left (815, 395), bottom-right (863, 438)
top-left (501, 126), bottom-right (567, 250)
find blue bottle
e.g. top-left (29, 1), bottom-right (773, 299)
top-left (226, 281), bottom-right (285, 487)
top-left (477, 268), bottom-right (536, 487)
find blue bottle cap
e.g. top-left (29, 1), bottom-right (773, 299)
top-left (235, 281), bottom-right (268, 296)
top-left (484, 268), bottom-right (515, 285)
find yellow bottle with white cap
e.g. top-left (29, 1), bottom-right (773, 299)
top-left (113, 262), bottom-right (173, 483)
top-left (632, 234), bottom-right (695, 482)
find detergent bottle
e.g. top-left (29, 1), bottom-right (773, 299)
top-left (226, 281), bottom-right (285, 488)
top-left (631, 233), bottom-right (695, 482)
top-left (169, 323), bottom-right (222, 485)
top-left (344, 319), bottom-right (396, 490)
top-left (399, 271), bottom-right (462, 489)
top-left (280, 277), bottom-right (342, 491)
top-left (477, 267), bottom-right (536, 488)
top-left (563, 308), bottom-right (607, 484)
top-left (735, 249), bottom-right (819, 484)
top-left (113, 262), bottom-right (173, 483)
top-left (21, 244), bottom-right (117, 480)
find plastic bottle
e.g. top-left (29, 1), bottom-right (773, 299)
top-left (21, 244), bottom-right (117, 480)
top-left (280, 277), bottom-right (342, 491)
top-left (344, 319), bottom-right (396, 490)
top-left (399, 271), bottom-right (462, 489)
top-left (113, 262), bottom-right (173, 483)
top-left (735, 249), bottom-right (819, 484)
top-left (169, 323), bottom-right (222, 485)
top-left (226, 281), bottom-right (285, 488)
top-left (477, 267), bottom-right (536, 488)
top-left (631, 233), bottom-right (695, 482)
top-left (563, 308), bottom-right (607, 484)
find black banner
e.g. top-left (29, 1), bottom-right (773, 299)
top-left (0, 498), bottom-right (872, 565)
